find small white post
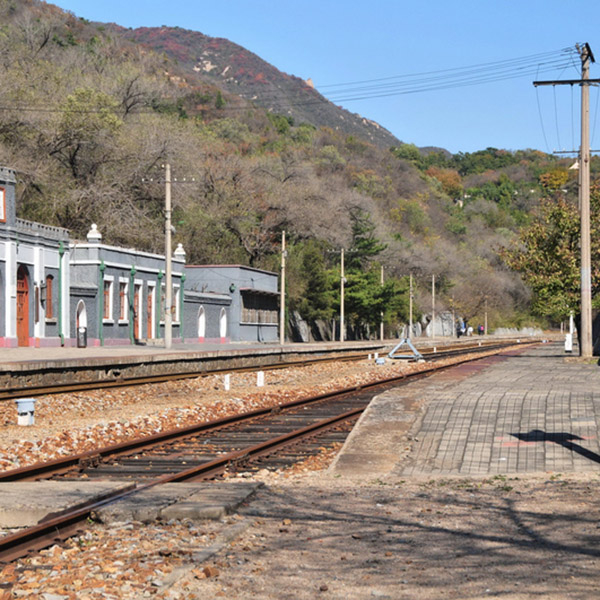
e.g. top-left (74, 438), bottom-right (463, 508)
top-left (257, 371), bottom-right (265, 387)
top-left (15, 398), bottom-right (36, 426)
top-left (224, 374), bottom-right (231, 391)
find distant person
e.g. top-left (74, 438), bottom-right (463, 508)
top-left (467, 326), bottom-right (473, 336)
top-left (478, 324), bottom-right (484, 336)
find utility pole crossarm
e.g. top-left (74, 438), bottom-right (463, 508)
top-left (533, 78), bottom-right (600, 86)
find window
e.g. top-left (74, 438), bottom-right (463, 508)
top-left (103, 277), bottom-right (114, 320)
top-left (241, 292), bottom-right (278, 324)
top-left (0, 187), bottom-right (5, 223)
top-left (119, 280), bottom-right (128, 321)
top-left (174, 284), bottom-right (180, 323)
top-left (45, 275), bottom-right (54, 319)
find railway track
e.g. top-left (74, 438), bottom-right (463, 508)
top-left (0, 339), bottom-right (537, 564)
top-left (0, 338), bottom-right (518, 401)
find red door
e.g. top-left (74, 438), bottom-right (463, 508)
top-left (146, 289), bottom-right (154, 339)
top-left (133, 284), bottom-right (141, 340)
top-left (16, 266), bottom-right (29, 347)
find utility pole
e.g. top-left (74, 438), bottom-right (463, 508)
top-left (164, 163), bottom-right (173, 350)
top-left (380, 265), bottom-right (384, 341)
top-left (579, 44), bottom-right (593, 357)
top-left (534, 43), bottom-right (598, 358)
top-left (484, 296), bottom-right (488, 335)
top-left (340, 248), bottom-right (345, 342)
top-left (431, 274), bottom-right (435, 340)
top-left (408, 273), bottom-right (413, 339)
top-left (279, 230), bottom-right (286, 346)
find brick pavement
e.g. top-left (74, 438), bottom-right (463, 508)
top-left (331, 341), bottom-right (600, 479)
top-left (398, 342), bottom-right (600, 477)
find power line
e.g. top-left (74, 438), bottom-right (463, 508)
top-left (0, 48), bottom-right (580, 120)
top-left (317, 48), bottom-right (576, 90)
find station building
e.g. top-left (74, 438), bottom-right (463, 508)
top-left (69, 225), bottom-right (189, 346)
top-left (0, 166), bottom-right (280, 348)
top-left (0, 168), bottom-right (71, 347)
top-left (185, 265), bottom-right (279, 343)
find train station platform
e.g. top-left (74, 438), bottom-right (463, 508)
top-left (0, 338), bottom-right (394, 390)
top-left (331, 340), bottom-right (600, 478)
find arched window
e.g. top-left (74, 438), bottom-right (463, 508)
top-left (76, 300), bottom-right (87, 330)
top-left (219, 307), bottom-right (227, 339)
top-left (198, 306), bottom-right (206, 339)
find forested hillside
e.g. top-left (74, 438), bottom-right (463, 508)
top-left (0, 0), bottom-right (589, 336)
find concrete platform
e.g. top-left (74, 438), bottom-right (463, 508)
top-left (94, 482), bottom-right (262, 525)
top-left (331, 341), bottom-right (600, 479)
top-left (0, 481), bottom-right (261, 528)
top-left (0, 339), bottom-right (392, 391)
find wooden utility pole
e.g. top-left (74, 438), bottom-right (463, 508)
top-left (279, 230), bottom-right (286, 345)
top-left (534, 43), bottom-right (598, 358)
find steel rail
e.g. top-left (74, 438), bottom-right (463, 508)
top-left (0, 341), bottom-right (538, 564)
top-left (0, 407), bottom-right (363, 564)
top-left (0, 340), bottom-right (528, 483)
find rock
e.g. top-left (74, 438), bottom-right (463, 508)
top-left (203, 565), bottom-right (220, 578)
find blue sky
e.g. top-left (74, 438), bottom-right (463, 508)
top-left (51, 0), bottom-right (600, 154)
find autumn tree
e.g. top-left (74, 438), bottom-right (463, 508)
top-left (502, 188), bottom-right (600, 322)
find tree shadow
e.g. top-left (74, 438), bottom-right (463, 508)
top-left (512, 429), bottom-right (600, 464)
top-left (228, 480), bottom-right (600, 598)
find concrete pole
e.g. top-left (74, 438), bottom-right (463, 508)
top-left (431, 274), bottom-right (435, 340)
top-left (164, 163), bottom-right (173, 350)
top-left (484, 296), bottom-right (488, 335)
top-left (408, 273), bottom-right (413, 340)
top-left (380, 265), bottom-right (384, 341)
top-left (279, 230), bottom-right (286, 346)
top-left (579, 45), bottom-right (593, 358)
top-left (340, 248), bottom-right (345, 342)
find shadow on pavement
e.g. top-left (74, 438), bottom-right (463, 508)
top-left (512, 429), bottom-right (600, 465)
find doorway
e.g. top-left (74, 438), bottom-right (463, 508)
top-left (16, 265), bottom-right (29, 347)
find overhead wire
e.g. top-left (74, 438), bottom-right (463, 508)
top-left (0, 47), bottom-right (581, 122)
top-left (553, 85), bottom-right (562, 151)
top-left (245, 47), bottom-right (577, 108)
top-left (535, 64), bottom-right (551, 153)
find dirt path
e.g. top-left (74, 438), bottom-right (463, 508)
top-left (172, 471), bottom-right (600, 600)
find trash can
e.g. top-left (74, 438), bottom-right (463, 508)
top-left (77, 326), bottom-right (87, 348)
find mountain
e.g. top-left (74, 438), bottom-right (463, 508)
top-left (0, 0), bottom-right (567, 334)
top-left (105, 24), bottom-right (401, 149)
